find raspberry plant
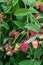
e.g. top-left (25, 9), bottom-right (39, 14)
top-left (0, 0), bottom-right (43, 65)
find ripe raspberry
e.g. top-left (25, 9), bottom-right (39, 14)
top-left (9, 32), bottom-right (15, 38)
top-left (21, 42), bottom-right (28, 52)
top-left (12, 49), bottom-right (17, 53)
top-left (39, 5), bottom-right (43, 12)
top-left (15, 33), bottom-right (19, 38)
top-left (34, 14), bottom-right (40, 18)
top-left (29, 30), bottom-right (36, 36)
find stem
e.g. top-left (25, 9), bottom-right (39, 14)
top-left (24, 3), bottom-right (29, 23)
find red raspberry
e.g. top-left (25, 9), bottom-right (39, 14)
top-left (15, 33), bottom-right (19, 38)
top-left (9, 32), bottom-right (15, 38)
top-left (34, 14), bottom-right (40, 18)
top-left (0, 13), bottom-right (3, 18)
top-left (12, 49), bottom-right (17, 53)
top-left (29, 35), bottom-right (34, 38)
top-left (29, 30), bottom-right (36, 36)
top-left (21, 42), bottom-right (28, 52)
top-left (4, 44), bottom-right (9, 51)
top-left (39, 5), bottom-right (43, 12)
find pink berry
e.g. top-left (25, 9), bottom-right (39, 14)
top-left (29, 30), bottom-right (36, 36)
top-left (34, 14), bottom-right (40, 18)
top-left (12, 49), bottom-right (16, 53)
top-left (0, 13), bottom-right (3, 18)
top-left (21, 42), bottom-right (28, 52)
top-left (4, 44), bottom-right (9, 49)
top-left (40, 5), bottom-right (43, 12)
top-left (15, 33), bottom-right (19, 38)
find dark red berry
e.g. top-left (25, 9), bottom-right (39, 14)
top-left (39, 5), bottom-right (43, 12)
top-left (9, 32), bottom-right (15, 38)
top-left (29, 30), bottom-right (36, 36)
top-left (34, 14), bottom-right (40, 18)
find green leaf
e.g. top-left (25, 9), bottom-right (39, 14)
top-left (22, 0), bottom-right (36, 7)
top-left (5, 62), bottom-right (10, 65)
top-left (24, 23), bottom-right (40, 33)
top-left (29, 7), bottom-right (39, 13)
top-left (12, 21), bottom-right (24, 29)
top-left (0, 0), bottom-right (7, 2)
top-left (2, 5), bottom-right (12, 13)
top-left (0, 61), bottom-right (3, 65)
top-left (1, 22), bottom-right (9, 30)
top-left (34, 48), bottom-right (43, 59)
top-left (0, 51), bottom-right (5, 59)
top-left (19, 60), bottom-right (33, 65)
top-left (12, 33), bottom-right (26, 44)
top-left (15, 8), bottom-right (30, 16)
top-left (12, 0), bottom-right (19, 6)
top-left (34, 60), bottom-right (41, 65)
top-left (10, 56), bottom-right (15, 64)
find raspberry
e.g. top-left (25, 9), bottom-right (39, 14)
top-left (0, 13), bottom-right (3, 18)
top-left (9, 32), bottom-right (15, 38)
top-left (15, 33), bottom-right (19, 38)
top-left (4, 44), bottom-right (9, 49)
top-left (34, 14), bottom-right (40, 18)
top-left (12, 49), bottom-right (17, 53)
top-left (29, 30), bottom-right (36, 36)
top-left (21, 42), bottom-right (28, 52)
top-left (40, 5), bottom-right (43, 12)
top-left (32, 40), bottom-right (39, 49)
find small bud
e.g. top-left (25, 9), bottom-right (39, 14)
top-left (35, 2), bottom-right (39, 9)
